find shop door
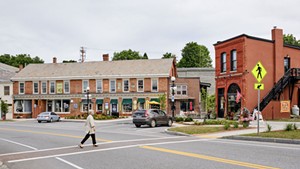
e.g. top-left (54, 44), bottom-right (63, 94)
top-left (218, 88), bottom-right (225, 118)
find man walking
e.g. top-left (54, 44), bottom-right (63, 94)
top-left (79, 111), bottom-right (98, 148)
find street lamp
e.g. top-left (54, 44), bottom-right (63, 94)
top-left (171, 76), bottom-right (176, 118)
top-left (86, 86), bottom-right (90, 114)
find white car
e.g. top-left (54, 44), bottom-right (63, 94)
top-left (37, 112), bottom-right (60, 123)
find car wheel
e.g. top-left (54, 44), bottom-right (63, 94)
top-left (38, 121), bottom-right (41, 123)
top-left (135, 124), bottom-right (141, 128)
top-left (167, 119), bottom-right (173, 127)
top-left (149, 120), bottom-right (156, 128)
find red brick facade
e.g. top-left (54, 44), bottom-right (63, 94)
top-left (215, 27), bottom-right (300, 120)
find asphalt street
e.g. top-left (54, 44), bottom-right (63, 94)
top-left (1, 118), bottom-right (300, 169)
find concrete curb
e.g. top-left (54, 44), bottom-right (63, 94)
top-left (222, 135), bottom-right (300, 145)
top-left (164, 128), bottom-right (190, 136)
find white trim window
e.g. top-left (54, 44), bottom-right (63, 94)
top-left (41, 81), bottom-right (47, 94)
top-left (64, 81), bottom-right (70, 93)
top-left (221, 52), bottom-right (227, 73)
top-left (110, 79), bottom-right (116, 93)
top-left (96, 80), bottom-right (103, 93)
top-left (19, 82), bottom-right (25, 94)
top-left (176, 85), bottom-right (187, 95)
top-left (33, 82), bottom-right (39, 94)
top-left (151, 78), bottom-right (158, 92)
top-left (82, 80), bottom-right (89, 93)
top-left (137, 79), bottom-right (144, 92)
top-left (123, 79), bottom-right (129, 92)
top-left (50, 81), bottom-right (55, 94)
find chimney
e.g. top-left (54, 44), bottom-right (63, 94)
top-left (103, 54), bottom-right (109, 61)
top-left (53, 57), bottom-right (57, 63)
top-left (19, 64), bottom-right (23, 71)
top-left (271, 27), bottom-right (284, 83)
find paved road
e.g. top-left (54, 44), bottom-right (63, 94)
top-left (1, 119), bottom-right (300, 169)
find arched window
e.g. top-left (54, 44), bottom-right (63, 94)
top-left (221, 52), bottom-right (226, 73)
top-left (227, 83), bottom-right (241, 117)
top-left (230, 50), bottom-right (237, 71)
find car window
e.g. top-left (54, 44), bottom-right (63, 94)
top-left (151, 110), bottom-right (159, 115)
top-left (51, 112), bottom-right (56, 116)
top-left (158, 110), bottom-right (166, 116)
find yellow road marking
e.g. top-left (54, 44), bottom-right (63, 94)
top-left (0, 128), bottom-right (112, 142)
top-left (141, 146), bottom-right (279, 169)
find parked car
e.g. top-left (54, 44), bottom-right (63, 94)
top-left (37, 112), bottom-right (60, 123)
top-left (132, 109), bottom-right (173, 128)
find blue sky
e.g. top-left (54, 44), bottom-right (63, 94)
top-left (1, 0), bottom-right (299, 67)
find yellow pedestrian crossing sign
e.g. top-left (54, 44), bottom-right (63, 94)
top-left (252, 61), bottom-right (267, 82)
top-left (254, 83), bottom-right (264, 90)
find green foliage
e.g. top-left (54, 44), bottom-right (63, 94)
top-left (207, 94), bottom-right (215, 112)
top-left (242, 122), bottom-right (249, 128)
top-left (62, 60), bottom-right (77, 63)
top-left (158, 93), bottom-right (167, 110)
top-left (284, 34), bottom-right (300, 47)
top-left (175, 117), bottom-right (184, 122)
top-left (203, 119), bottom-right (236, 125)
top-left (293, 123), bottom-right (298, 130)
top-left (224, 122), bottom-right (230, 130)
top-left (1, 100), bottom-right (9, 116)
top-left (285, 123), bottom-right (294, 131)
top-left (0, 54), bottom-right (44, 67)
top-left (112, 49), bottom-right (147, 60)
top-left (177, 42), bottom-right (212, 68)
top-left (267, 124), bottom-right (272, 132)
top-left (162, 52), bottom-right (176, 59)
top-left (184, 117), bottom-right (193, 122)
top-left (233, 121), bottom-right (239, 128)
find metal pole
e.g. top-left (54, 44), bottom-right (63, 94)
top-left (257, 89), bottom-right (260, 135)
top-left (87, 89), bottom-right (89, 114)
top-left (172, 81), bottom-right (175, 118)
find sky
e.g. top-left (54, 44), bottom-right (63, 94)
top-left (1, 0), bottom-right (300, 67)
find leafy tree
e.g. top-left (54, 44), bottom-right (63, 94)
top-left (143, 53), bottom-right (148, 59)
top-left (159, 93), bottom-right (167, 111)
top-left (112, 49), bottom-right (147, 60)
top-left (284, 34), bottom-right (300, 47)
top-left (177, 42), bottom-right (212, 68)
top-left (1, 100), bottom-right (9, 120)
top-left (162, 52), bottom-right (176, 59)
top-left (63, 60), bottom-right (77, 63)
top-left (0, 54), bottom-right (44, 67)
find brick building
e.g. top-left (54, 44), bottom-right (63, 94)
top-left (214, 27), bottom-right (300, 120)
top-left (11, 56), bottom-right (178, 118)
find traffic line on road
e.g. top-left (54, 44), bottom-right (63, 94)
top-left (141, 146), bottom-right (279, 169)
top-left (0, 138), bottom-right (38, 151)
top-left (56, 157), bottom-right (84, 169)
top-left (0, 127), bottom-right (112, 142)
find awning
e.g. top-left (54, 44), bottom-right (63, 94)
top-left (81, 99), bottom-right (93, 104)
top-left (150, 98), bottom-right (159, 102)
top-left (149, 101), bottom-right (160, 105)
top-left (122, 99), bottom-right (132, 104)
top-left (137, 98), bottom-right (145, 103)
top-left (96, 99), bottom-right (103, 104)
top-left (110, 99), bottom-right (118, 104)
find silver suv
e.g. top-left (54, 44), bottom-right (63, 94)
top-left (132, 109), bottom-right (173, 128)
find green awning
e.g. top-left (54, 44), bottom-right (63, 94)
top-left (137, 98), bottom-right (145, 103)
top-left (96, 99), bottom-right (103, 104)
top-left (110, 99), bottom-right (118, 104)
top-left (81, 99), bottom-right (92, 104)
top-left (122, 99), bottom-right (132, 104)
top-left (150, 98), bottom-right (159, 102)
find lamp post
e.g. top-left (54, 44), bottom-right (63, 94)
top-left (86, 87), bottom-right (90, 114)
top-left (171, 76), bottom-right (176, 118)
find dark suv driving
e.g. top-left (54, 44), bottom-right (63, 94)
top-left (132, 109), bottom-right (173, 128)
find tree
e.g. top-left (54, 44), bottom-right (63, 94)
top-left (1, 100), bottom-right (9, 120)
top-left (162, 52), bottom-right (176, 59)
top-left (63, 60), bottom-right (77, 63)
top-left (284, 34), bottom-right (300, 47)
top-left (112, 49), bottom-right (147, 60)
top-left (159, 93), bottom-right (167, 111)
top-left (0, 54), bottom-right (44, 67)
top-left (177, 42), bottom-right (212, 68)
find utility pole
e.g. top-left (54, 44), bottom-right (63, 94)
top-left (79, 47), bottom-right (86, 62)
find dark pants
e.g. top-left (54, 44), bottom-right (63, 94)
top-left (81, 132), bottom-right (96, 145)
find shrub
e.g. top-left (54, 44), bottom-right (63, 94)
top-left (175, 117), bottom-right (184, 122)
top-left (194, 121), bottom-right (202, 125)
top-left (293, 123), bottom-right (298, 130)
top-left (233, 122), bottom-right (239, 128)
top-left (242, 122), bottom-right (249, 128)
top-left (184, 117), bottom-right (193, 122)
top-left (224, 123), bottom-right (230, 130)
top-left (266, 124), bottom-right (272, 132)
top-left (285, 123), bottom-right (294, 131)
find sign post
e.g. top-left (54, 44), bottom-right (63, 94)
top-left (252, 61), bottom-right (267, 135)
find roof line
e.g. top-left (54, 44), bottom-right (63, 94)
top-left (214, 34), bottom-right (274, 46)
